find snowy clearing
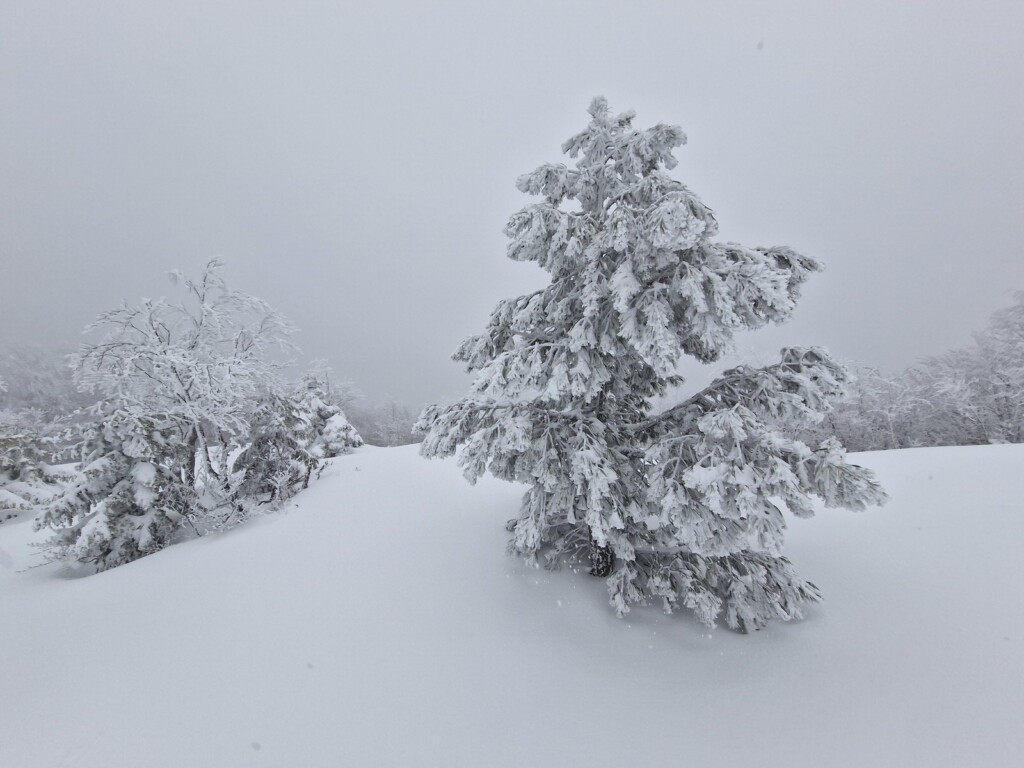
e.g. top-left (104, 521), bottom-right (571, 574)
top-left (1, 443), bottom-right (1022, 767)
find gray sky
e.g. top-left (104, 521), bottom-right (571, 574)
top-left (3, 0), bottom-right (1023, 405)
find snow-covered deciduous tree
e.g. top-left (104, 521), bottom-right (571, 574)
top-left (782, 364), bottom-right (922, 452)
top-left (971, 291), bottom-right (1024, 442)
top-left (35, 260), bottom-right (309, 567)
top-left (806, 293), bottom-right (1024, 451)
top-left (908, 292), bottom-right (1024, 446)
top-left (417, 98), bottom-right (886, 631)
top-left (72, 258), bottom-right (296, 500)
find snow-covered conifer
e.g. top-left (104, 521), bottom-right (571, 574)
top-left (231, 392), bottom-right (319, 508)
top-left (319, 413), bottom-right (363, 455)
top-left (1, 410), bottom-right (59, 521)
top-left (1, 415), bottom-right (49, 487)
top-left (230, 370), bottom-right (361, 512)
top-left (34, 404), bottom-right (195, 570)
top-left (293, 370), bottom-right (362, 458)
top-left (418, 98), bottom-right (886, 631)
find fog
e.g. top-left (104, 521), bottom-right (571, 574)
top-left (3, 0), bottom-right (1023, 406)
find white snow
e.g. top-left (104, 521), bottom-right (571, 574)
top-left (1, 444), bottom-right (1021, 767)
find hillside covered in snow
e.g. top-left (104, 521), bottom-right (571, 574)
top-left (1, 443), bottom-right (1022, 767)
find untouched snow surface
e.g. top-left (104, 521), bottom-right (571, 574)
top-left (1, 444), bottom-right (1022, 767)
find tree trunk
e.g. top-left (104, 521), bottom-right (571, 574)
top-left (588, 530), bottom-right (615, 577)
top-left (185, 429), bottom-right (198, 486)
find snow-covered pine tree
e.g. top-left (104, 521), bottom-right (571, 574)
top-left (1, 409), bottom-right (59, 522)
top-left (1, 414), bottom-right (50, 488)
top-left (292, 370), bottom-right (362, 458)
top-left (34, 404), bottom-right (195, 570)
top-left (231, 391), bottom-right (319, 509)
top-left (229, 370), bottom-right (361, 513)
top-left (417, 98), bottom-right (887, 631)
top-left (319, 412), bottom-right (363, 455)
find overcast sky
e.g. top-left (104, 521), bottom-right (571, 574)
top-left (2, 0), bottom-right (1023, 406)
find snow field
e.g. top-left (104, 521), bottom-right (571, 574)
top-left (1, 443), bottom-right (1022, 767)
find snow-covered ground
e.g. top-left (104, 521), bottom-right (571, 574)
top-left (1, 444), bottom-right (1021, 767)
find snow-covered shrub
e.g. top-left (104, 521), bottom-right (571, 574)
top-left (293, 370), bottom-right (362, 458)
top-left (319, 413), bottom-right (363, 456)
top-left (230, 371), bottom-right (361, 514)
top-left (0, 403), bottom-right (78, 523)
top-left (35, 405), bottom-right (196, 570)
top-left (34, 260), bottom-right (329, 568)
top-left (231, 392), bottom-right (319, 508)
top-left (418, 98), bottom-right (887, 631)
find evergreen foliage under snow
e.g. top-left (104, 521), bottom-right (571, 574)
top-left (418, 98), bottom-right (886, 630)
top-left (34, 404), bottom-right (196, 570)
top-left (1, 409), bottom-right (70, 522)
top-left (293, 370), bottom-right (363, 459)
top-left (230, 373), bottom-right (361, 508)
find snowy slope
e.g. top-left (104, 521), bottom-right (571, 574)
top-left (1, 444), bottom-right (1022, 767)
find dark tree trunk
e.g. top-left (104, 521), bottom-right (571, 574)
top-left (588, 532), bottom-right (615, 577)
top-left (185, 429), bottom-right (198, 486)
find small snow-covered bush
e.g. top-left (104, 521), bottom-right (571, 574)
top-left (35, 405), bottom-right (196, 570)
top-left (319, 413), bottom-right (363, 457)
top-left (230, 372), bottom-right (362, 514)
top-left (293, 370), bottom-right (362, 458)
top-left (231, 392), bottom-right (319, 508)
top-left (0, 407), bottom-right (71, 523)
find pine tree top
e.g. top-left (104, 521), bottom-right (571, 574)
top-left (456, 98), bottom-right (822, 408)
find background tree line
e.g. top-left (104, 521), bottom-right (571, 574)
top-left (788, 291), bottom-right (1024, 451)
